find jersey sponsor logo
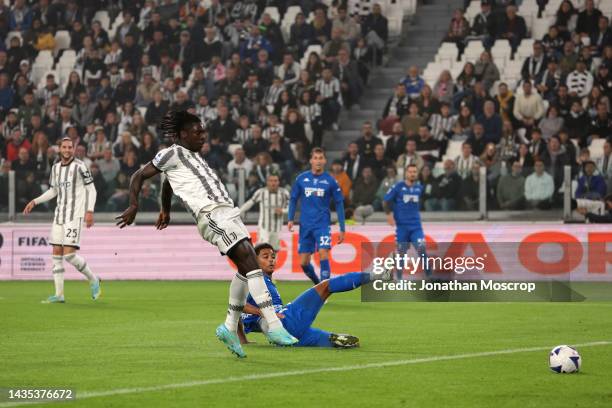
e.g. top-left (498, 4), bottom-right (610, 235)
top-left (402, 194), bottom-right (420, 203)
top-left (304, 187), bottom-right (325, 197)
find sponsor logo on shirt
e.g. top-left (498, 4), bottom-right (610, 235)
top-left (305, 187), bottom-right (326, 197)
top-left (402, 194), bottom-right (419, 203)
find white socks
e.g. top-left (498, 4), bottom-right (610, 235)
top-left (64, 253), bottom-right (97, 283)
top-left (246, 269), bottom-right (282, 331)
top-left (224, 273), bottom-right (249, 332)
top-left (52, 255), bottom-right (64, 297)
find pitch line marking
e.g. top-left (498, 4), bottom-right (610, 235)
top-left (1, 340), bottom-right (610, 407)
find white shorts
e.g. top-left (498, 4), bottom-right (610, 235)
top-left (197, 206), bottom-right (250, 255)
top-left (49, 218), bottom-right (83, 248)
top-left (257, 229), bottom-right (280, 250)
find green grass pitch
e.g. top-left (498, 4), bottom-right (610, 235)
top-left (1, 280), bottom-right (612, 407)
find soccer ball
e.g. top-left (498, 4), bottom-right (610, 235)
top-left (549, 345), bottom-right (581, 373)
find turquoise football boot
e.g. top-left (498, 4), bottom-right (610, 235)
top-left (42, 295), bottom-right (65, 303)
top-left (215, 324), bottom-right (246, 358)
top-left (91, 279), bottom-right (102, 300)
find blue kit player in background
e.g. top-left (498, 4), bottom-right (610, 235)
top-left (288, 148), bottom-right (346, 284)
top-left (238, 243), bottom-right (391, 347)
top-left (383, 164), bottom-right (431, 279)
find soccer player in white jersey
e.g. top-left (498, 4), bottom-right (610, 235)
top-left (115, 111), bottom-right (298, 358)
top-left (239, 173), bottom-right (289, 250)
top-left (23, 137), bottom-right (100, 303)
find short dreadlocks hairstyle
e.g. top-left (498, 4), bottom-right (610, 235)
top-left (157, 110), bottom-right (202, 142)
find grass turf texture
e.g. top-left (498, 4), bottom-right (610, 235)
top-left (1, 281), bottom-right (612, 408)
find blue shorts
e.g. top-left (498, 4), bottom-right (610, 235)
top-left (298, 224), bottom-right (332, 254)
top-left (281, 287), bottom-right (331, 347)
top-left (396, 225), bottom-right (425, 252)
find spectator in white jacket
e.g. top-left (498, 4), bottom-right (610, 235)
top-left (276, 53), bottom-right (301, 88)
top-left (524, 159), bottom-right (555, 209)
top-left (566, 59), bottom-right (594, 98)
top-left (513, 81), bottom-right (544, 131)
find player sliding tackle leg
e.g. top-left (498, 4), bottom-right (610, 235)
top-left (22, 137), bottom-right (100, 303)
top-left (238, 243), bottom-right (392, 347)
top-left (383, 164), bottom-right (432, 280)
top-left (115, 111), bottom-right (297, 358)
top-left (287, 148), bottom-right (346, 284)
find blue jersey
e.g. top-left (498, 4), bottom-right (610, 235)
top-left (242, 274), bottom-right (283, 334)
top-left (288, 170), bottom-right (346, 231)
top-left (384, 181), bottom-right (423, 227)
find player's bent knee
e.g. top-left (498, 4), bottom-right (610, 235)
top-left (227, 238), bottom-right (260, 274)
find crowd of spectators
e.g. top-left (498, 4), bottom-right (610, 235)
top-left (335, 0), bottom-right (612, 220)
top-left (0, 0), bottom-right (390, 213)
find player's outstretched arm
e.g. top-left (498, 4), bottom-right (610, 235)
top-left (156, 178), bottom-right (173, 230)
top-left (116, 163), bottom-right (161, 228)
top-left (23, 188), bottom-right (58, 214)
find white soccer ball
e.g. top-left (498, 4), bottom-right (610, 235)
top-left (549, 345), bottom-right (581, 373)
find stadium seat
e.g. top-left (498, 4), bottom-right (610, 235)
top-left (465, 1), bottom-right (481, 25)
top-left (305, 44), bottom-right (322, 57)
top-left (532, 17), bottom-right (555, 40)
top-left (54, 30), bottom-right (71, 55)
top-left (284, 5), bottom-right (302, 22)
top-left (502, 61), bottom-right (523, 83)
top-left (588, 139), bottom-right (607, 160)
top-left (544, 0), bottom-right (563, 18)
top-left (35, 50), bottom-right (53, 65)
top-left (491, 40), bottom-right (512, 66)
top-left (263, 6), bottom-right (280, 23)
top-left (443, 140), bottom-right (464, 162)
top-left (93, 10), bottom-right (111, 31)
top-left (435, 43), bottom-right (459, 63)
top-left (401, 0), bottom-right (418, 17)
top-left (31, 61), bottom-right (53, 85)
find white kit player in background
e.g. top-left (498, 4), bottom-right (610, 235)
top-left (115, 111), bottom-right (297, 358)
top-left (23, 137), bottom-right (101, 303)
top-left (239, 173), bottom-right (289, 250)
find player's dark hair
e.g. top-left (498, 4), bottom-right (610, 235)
top-left (254, 242), bottom-right (276, 256)
top-left (310, 147), bottom-right (326, 157)
top-left (406, 164), bottom-right (418, 171)
top-left (158, 111), bottom-right (201, 142)
top-left (59, 136), bottom-right (73, 146)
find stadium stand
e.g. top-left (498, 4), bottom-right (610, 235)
top-left (0, 0), bottom-right (610, 222)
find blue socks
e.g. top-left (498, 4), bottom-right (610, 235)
top-left (328, 272), bottom-right (370, 293)
top-left (320, 259), bottom-right (330, 281)
top-left (301, 263), bottom-right (320, 284)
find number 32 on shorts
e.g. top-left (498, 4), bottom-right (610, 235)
top-left (319, 235), bottom-right (331, 247)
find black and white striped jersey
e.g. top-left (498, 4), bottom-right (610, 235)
top-left (152, 144), bottom-right (233, 217)
top-left (240, 187), bottom-right (290, 232)
top-left (50, 158), bottom-right (94, 225)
